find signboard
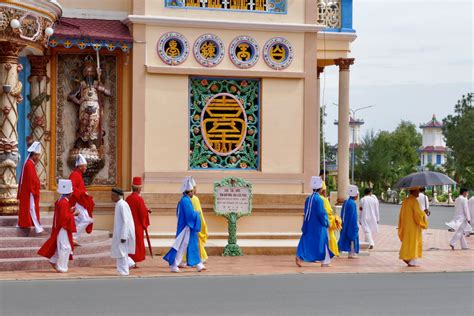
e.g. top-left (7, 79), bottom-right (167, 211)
top-left (215, 186), bottom-right (251, 215)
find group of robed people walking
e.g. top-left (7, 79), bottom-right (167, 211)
top-left (17, 141), bottom-right (472, 274)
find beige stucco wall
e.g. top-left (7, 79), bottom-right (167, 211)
top-left (60, 0), bottom-right (131, 11)
top-left (145, 0), bottom-right (305, 24)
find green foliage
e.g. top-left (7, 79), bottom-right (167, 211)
top-left (442, 93), bottom-right (474, 188)
top-left (354, 121), bottom-right (422, 192)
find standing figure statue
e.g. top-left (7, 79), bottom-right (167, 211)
top-left (66, 56), bottom-right (111, 185)
top-left (68, 56), bottom-right (111, 150)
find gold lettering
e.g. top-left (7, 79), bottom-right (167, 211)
top-left (165, 40), bottom-right (181, 58)
top-left (236, 43), bottom-right (251, 61)
top-left (270, 44), bottom-right (286, 62)
top-left (200, 41), bottom-right (217, 59)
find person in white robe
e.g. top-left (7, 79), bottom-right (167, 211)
top-left (110, 188), bottom-right (136, 276)
top-left (447, 188), bottom-right (471, 250)
top-left (417, 187), bottom-right (430, 216)
top-left (359, 188), bottom-right (379, 249)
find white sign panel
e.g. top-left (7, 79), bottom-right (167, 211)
top-left (215, 186), bottom-right (251, 215)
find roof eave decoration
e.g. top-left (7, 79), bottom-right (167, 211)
top-left (48, 17), bottom-right (133, 52)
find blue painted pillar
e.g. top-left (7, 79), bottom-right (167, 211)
top-left (17, 57), bottom-right (31, 181)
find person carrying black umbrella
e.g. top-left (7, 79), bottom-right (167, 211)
top-left (398, 187), bottom-right (429, 267)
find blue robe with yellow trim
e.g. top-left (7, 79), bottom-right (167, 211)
top-left (338, 197), bottom-right (360, 253)
top-left (163, 194), bottom-right (201, 267)
top-left (296, 193), bottom-right (333, 262)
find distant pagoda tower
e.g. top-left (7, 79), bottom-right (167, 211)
top-left (419, 114), bottom-right (446, 169)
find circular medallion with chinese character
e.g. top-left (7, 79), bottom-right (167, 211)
top-left (200, 93), bottom-right (248, 156)
top-left (229, 36), bottom-right (259, 69)
top-left (263, 37), bottom-right (294, 70)
top-left (157, 32), bottom-right (189, 66)
top-left (193, 34), bottom-right (225, 67)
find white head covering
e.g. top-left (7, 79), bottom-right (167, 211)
top-left (57, 179), bottom-right (73, 195)
top-left (347, 184), bottom-right (359, 197)
top-left (27, 141), bottom-right (41, 154)
top-left (310, 176), bottom-right (323, 190)
top-left (180, 177), bottom-right (194, 193)
top-left (75, 154), bottom-right (87, 167)
top-left (190, 176), bottom-right (197, 188)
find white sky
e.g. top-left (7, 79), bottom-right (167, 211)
top-left (322, 0), bottom-right (474, 144)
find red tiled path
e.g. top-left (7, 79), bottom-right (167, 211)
top-left (0, 225), bottom-right (472, 281)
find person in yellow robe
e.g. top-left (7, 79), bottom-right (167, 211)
top-left (321, 181), bottom-right (341, 256)
top-left (398, 187), bottom-right (428, 267)
top-left (190, 177), bottom-right (208, 262)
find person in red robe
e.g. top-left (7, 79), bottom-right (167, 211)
top-left (38, 179), bottom-right (77, 273)
top-left (126, 177), bottom-right (151, 266)
top-left (69, 154), bottom-right (95, 245)
top-left (17, 141), bottom-right (44, 233)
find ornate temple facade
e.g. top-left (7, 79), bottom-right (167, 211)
top-left (0, 1), bottom-right (356, 236)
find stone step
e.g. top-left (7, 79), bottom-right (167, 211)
top-left (0, 226), bottom-right (53, 238)
top-left (149, 232), bottom-right (302, 240)
top-left (0, 230), bottom-right (110, 248)
top-left (0, 240), bottom-right (112, 258)
top-left (0, 216), bottom-right (53, 227)
top-left (0, 252), bottom-right (114, 271)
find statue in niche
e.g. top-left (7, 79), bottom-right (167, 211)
top-left (67, 55), bottom-right (111, 185)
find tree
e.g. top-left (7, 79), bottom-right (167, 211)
top-left (442, 93), bottom-right (474, 188)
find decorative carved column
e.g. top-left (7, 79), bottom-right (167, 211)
top-left (334, 58), bottom-right (354, 203)
top-left (27, 55), bottom-right (50, 189)
top-left (0, 42), bottom-right (25, 214)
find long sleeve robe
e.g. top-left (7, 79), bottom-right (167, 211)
top-left (69, 169), bottom-right (95, 233)
top-left (191, 195), bottom-right (208, 261)
top-left (164, 194), bottom-right (201, 267)
top-left (398, 195), bottom-right (428, 261)
top-left (338, 197), bottom-right (360, 253)
top-left (38, 197), bottom-right (76, 259)
top-left (446, 196), bottom-right (472, 234)
top-left (17, 159), bottom-right (41, 228)
top-left (321, 195), bottom-right (340, 256)
top-left (360, 195), bottom-right (380, 234)
top-left (296, 193), bottom-right (333, 262)
top-left (110, 199), bottom-right (136, 259)
top-left (126, 192), bottom-right (150, 262)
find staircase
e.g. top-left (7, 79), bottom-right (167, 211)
top-left (0, 216), bottom-right (114, 271)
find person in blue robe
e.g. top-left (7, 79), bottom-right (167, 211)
top-left (338, 184), bottom-right (360, 258)
top-left (163, 177), bottom-right (205, 272)
top-left (296, 176), bottom-right (333, 267)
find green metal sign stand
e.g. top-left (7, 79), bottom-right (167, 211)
top-left (214, 177), bottom-right (252, 256)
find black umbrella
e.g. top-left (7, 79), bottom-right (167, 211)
top-left (394, 171), bottom-right (456, 189)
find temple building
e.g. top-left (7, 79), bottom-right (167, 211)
top-left (419, 114), bottom-right (447, 169)
top-left (0, 0), bottom-right (357, 254)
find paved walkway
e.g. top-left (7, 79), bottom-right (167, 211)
top-left (1, 225), bottom-right (472, 281)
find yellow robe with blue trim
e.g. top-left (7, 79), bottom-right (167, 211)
top-left (191, 195), bottom-right (208, 261)
top-left (321, 196), bottom-right (340, 256)
top-left (398, 195), bottom-right (428, 260)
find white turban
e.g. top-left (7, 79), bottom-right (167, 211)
top-left (310, 176), bottom-right (323, 190)
top-left (347, 184), bottom-right (359, 197)
top-left (190, 176), bottom-right (197, 188)
top-left (27, 141), bottom-right (41, 154)
top-left (57, 179), bottom-right (73, 195)
top-left (75, 154), bottom-right (87, 167)
top-left (180, 177), bottom-right (194, 193)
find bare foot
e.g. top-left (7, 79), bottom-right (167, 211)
top-left (73, 241), bottom-right (81, 247)
top-left (295, 257), bottom-right (302, 267)
top-left (49, 262), bottom-right (57, 270)
top-left (449, 244), bottom-right (455, 250)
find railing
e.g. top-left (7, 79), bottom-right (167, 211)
top-left (317, 0), bottom-right (342, 29)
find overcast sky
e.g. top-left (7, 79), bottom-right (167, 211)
top-left (322, 0), bottom-right (473, 144)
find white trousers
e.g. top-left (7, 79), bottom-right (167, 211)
top-left (29, 193), bottom-right (44, 233)
top-left (171, 227), bottom-right (190, 269)
top-left (49, 228), bottom-right (71, 273)
top-left (322, 246), bottom-right (331, 265)
top-left (450, 222), bottom-right (469, 249)
top-left (116, 256), bottom-right (136, 276)
top-left (365, 231), bottom-right (374, 247)
top-left (73, 203), bottom-right (93, 240)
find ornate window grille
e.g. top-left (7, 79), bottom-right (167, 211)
top-left (317, 0), bottom-right (341, 29)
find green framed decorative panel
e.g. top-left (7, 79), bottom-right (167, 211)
top-left (189, 77), bottom-right (260, 170)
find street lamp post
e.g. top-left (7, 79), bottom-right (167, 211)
top-left (349, 105), bottom-right (375, 183)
